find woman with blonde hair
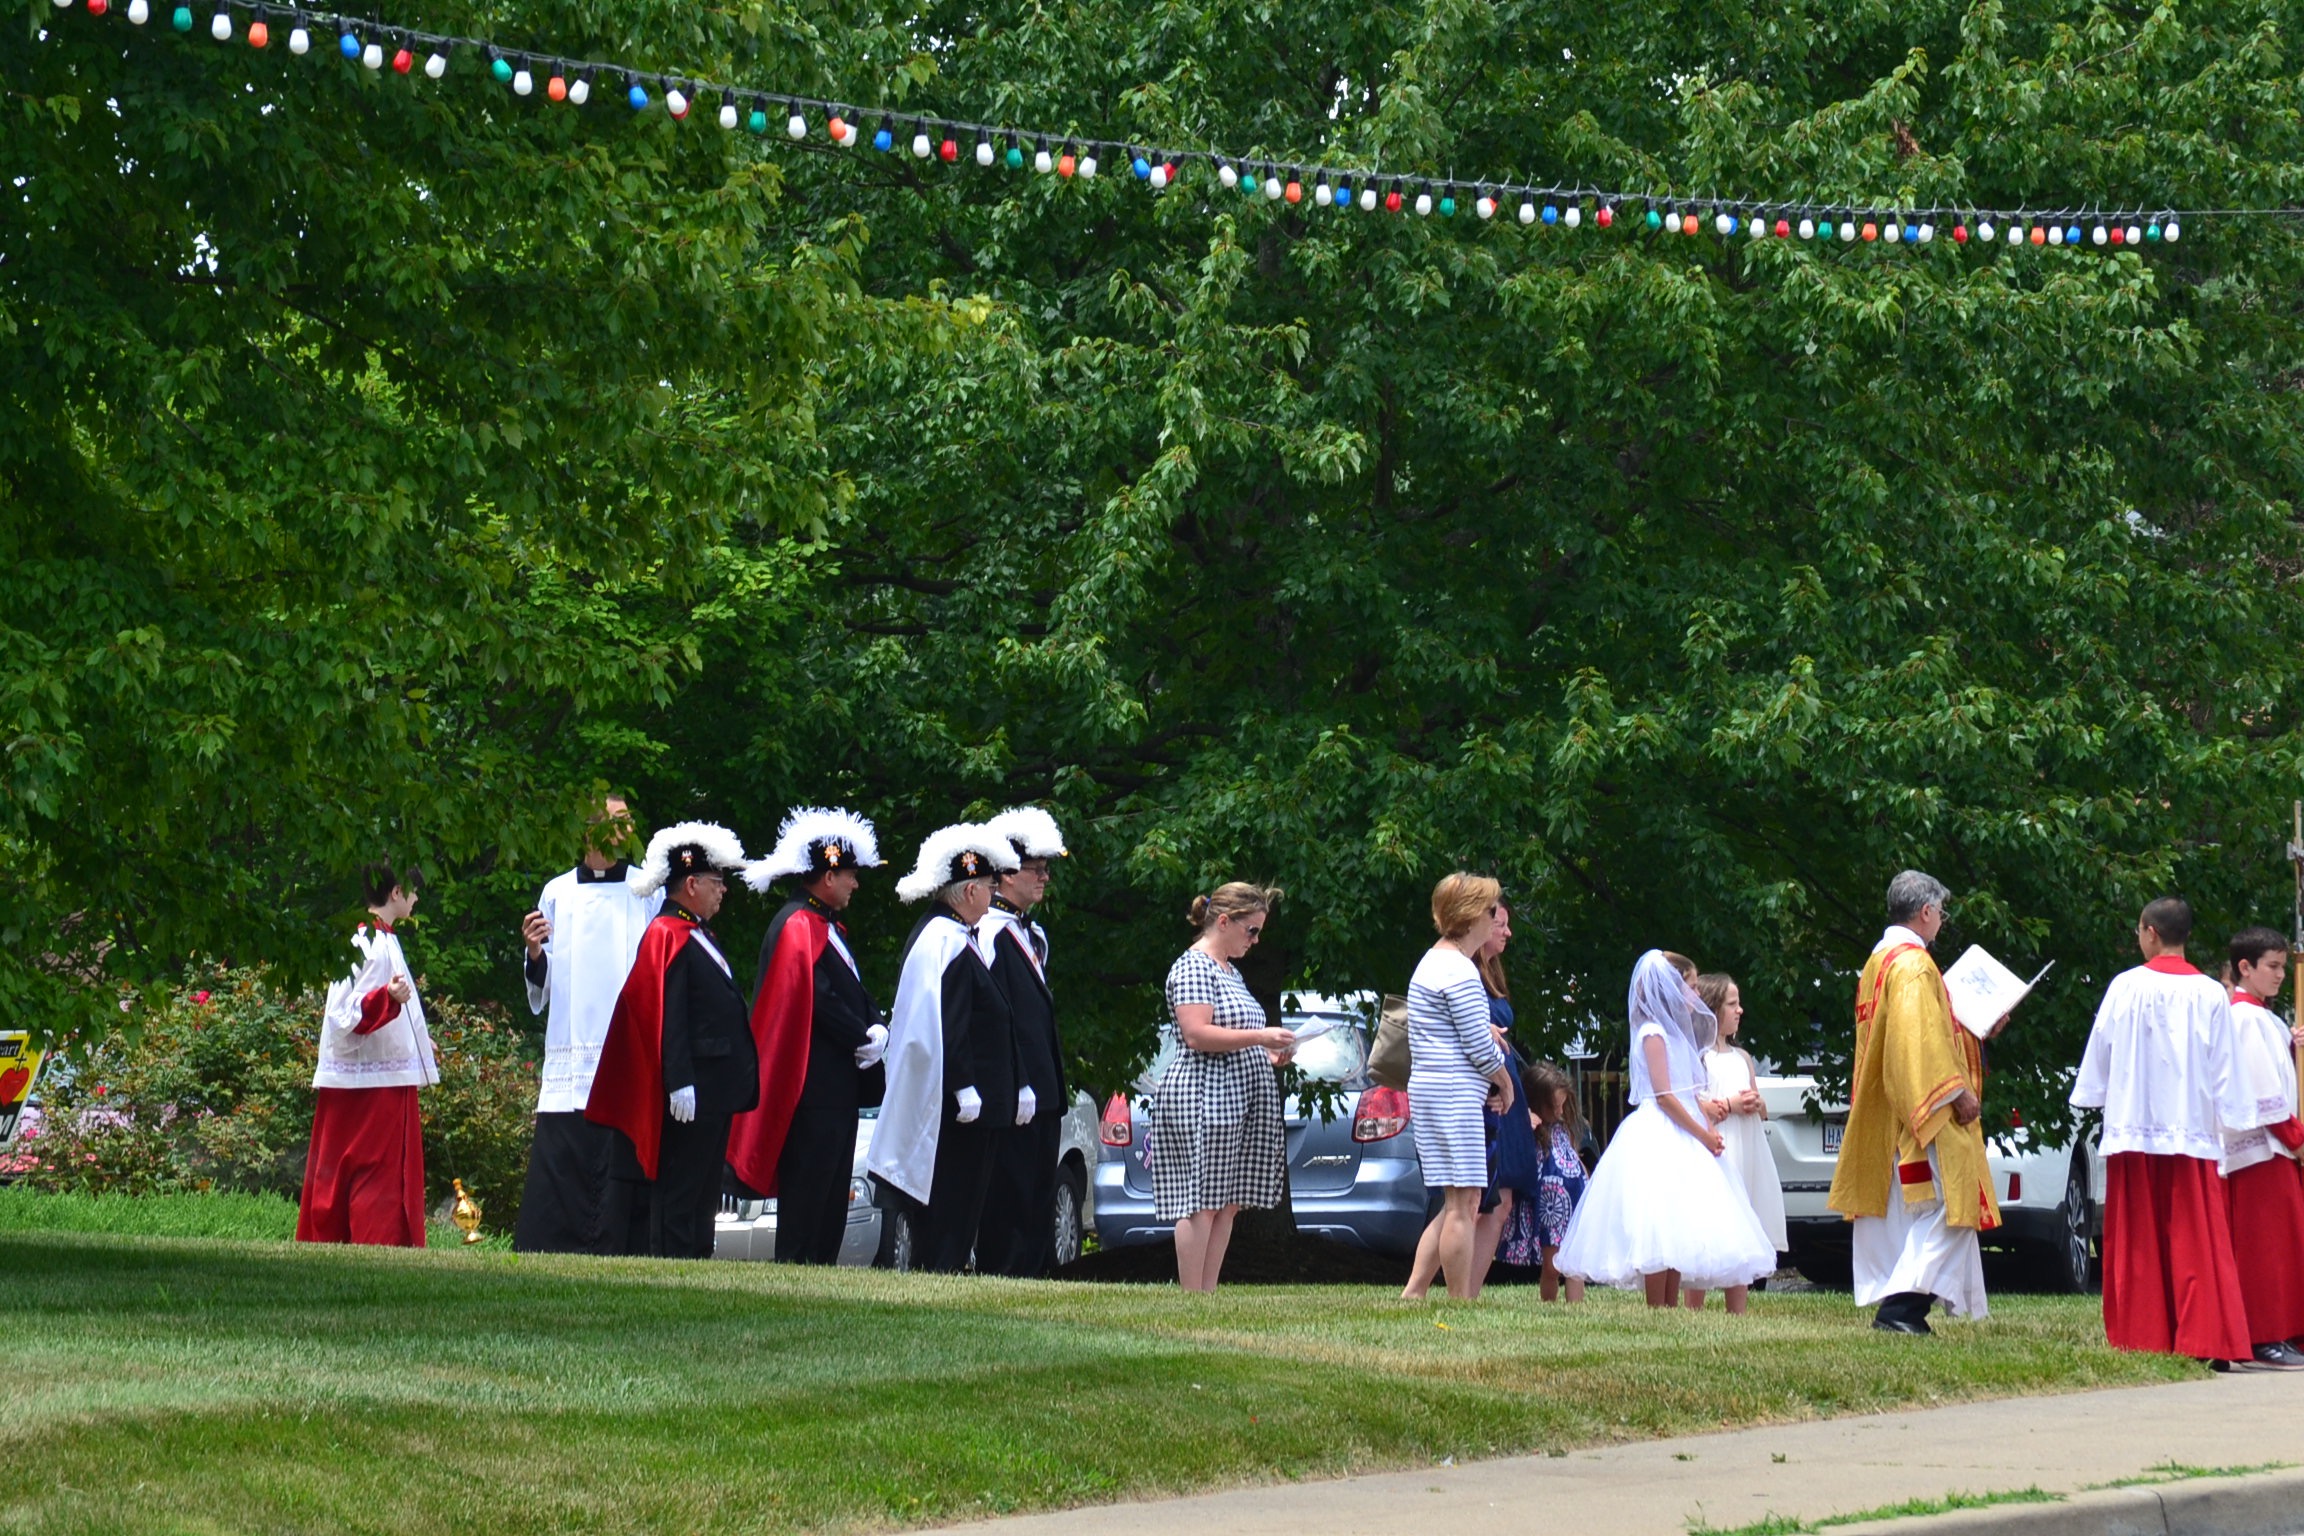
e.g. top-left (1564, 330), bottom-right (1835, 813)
top-left (1150, 882), bottom-right (1297, 1292)
top-left (1402, 873), bottom-right (1516, 1300)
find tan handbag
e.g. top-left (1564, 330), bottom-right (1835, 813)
top-left (1368, 993), bottom-right (1411, 1089)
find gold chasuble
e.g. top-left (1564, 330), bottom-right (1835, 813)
top-left (1828, 944), bottom-right (2001, 1233)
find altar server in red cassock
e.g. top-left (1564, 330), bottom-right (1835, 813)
top-left (2071, 897), bottom-right (2270, 1364)
top-left (2219, 927), bottom-right (2304, 1368)
top-left (586, 822), bottom-right (757, 1259)
top-left (726, 807), bottom-right (889, 1264)
top-left (299, 862), bottom-right (438, 1247)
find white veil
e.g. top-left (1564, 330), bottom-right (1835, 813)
top-left (1625, 949), bottom-right (1716, 1103)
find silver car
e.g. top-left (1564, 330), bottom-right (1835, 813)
top-left (1093, 991), bottom-right (1430, 1258)
top-left (713, 1092), bottom-right (1101, 1270)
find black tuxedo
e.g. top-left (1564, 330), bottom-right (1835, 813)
top-left (628, 915), bottom-right (756, 1258)
top-left (917, 908), bottom-right (1019, 1272)
top-left (979, 905), bottom-right (1066, 1275)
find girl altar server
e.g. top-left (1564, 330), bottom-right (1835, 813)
top-left (1554, 950), bottom-right (1777, 1310)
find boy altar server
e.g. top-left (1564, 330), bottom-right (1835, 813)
top-left (1827, 870), bottom-right (2001, 1334)
top-left (2071, 897), bottom-right (2271, 1363)
top-left (867, 823), bottom-right (1020, 1272)
top-left (2220, 927), bottom-right (2304, 1368)
top-left (726, 807), bottom-right (890, 1264)
top-left (299, 862), bottom-right (439, 1248)
top-left (586, 823), bottom-right (757, 1259)
top-left (513, 795), bottom-right (663, 1254)
top-left (976, 806), bottom-right (1069, 1276)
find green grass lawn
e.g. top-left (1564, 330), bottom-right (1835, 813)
top-left (0, 1208), bottom-right (2200, 1536)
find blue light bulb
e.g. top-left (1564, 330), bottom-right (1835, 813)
top-left (338, 28), bottom-right (360, 57)
top-left (627, 82), bottom-right (650, 110)
top-left (1132, 156), bottom-right (1151, 180)
top-left (873, 125), bottom-right (893, 151)
top-left (1541, 204), bottom-right (1559, 225)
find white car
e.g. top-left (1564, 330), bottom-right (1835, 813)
top-left (1761, 1070), bottom-right (2102, 1292)
top-left (713, 1091), bottom-right (1100, 1270)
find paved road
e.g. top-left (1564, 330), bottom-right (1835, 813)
top-left (945, 1371), bottom-right (2304, 1536)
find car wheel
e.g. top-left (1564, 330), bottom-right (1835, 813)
top-left (1050, 1161), bottom-right (1087, 1269)
top-left (874, 1202), bottom-right (917, 1272)
top-left (2047, 1150), bottom-right (2098, 1294)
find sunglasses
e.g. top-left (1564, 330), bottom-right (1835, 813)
top-left (1241, 922), bottom-right (1263, 937)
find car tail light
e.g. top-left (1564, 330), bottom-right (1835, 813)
top-left (2006, 1173), bottom-right (2022, 1202)
top-left (1100, 1093), bottom-right (1133, 1147)
top-left (1353, 1085), bottom-right (1409, 1142)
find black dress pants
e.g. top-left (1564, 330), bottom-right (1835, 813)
top-left (919, 1118), bottom-right (994, 1273)
top-left (775, 1102), bottom-right (858, 1265)
top-left (977, 1115), bottom-right (1060, 1277)
top-left (514, 1112), bottom-right (624, 1254)
top-left (650, 1113), bottom-right (731, 1259)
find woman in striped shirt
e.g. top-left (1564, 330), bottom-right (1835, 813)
top-left (1405, 873), bottom-right (1516, 1300)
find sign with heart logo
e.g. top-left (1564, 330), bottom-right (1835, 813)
top-left (0, 1032), bottom-right (47, 1151)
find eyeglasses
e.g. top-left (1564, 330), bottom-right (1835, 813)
top-left (1242, 923), bottom-right (1263, 938)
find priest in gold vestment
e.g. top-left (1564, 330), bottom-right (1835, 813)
top-left (1828, 870), bottom-right (2002, 1333)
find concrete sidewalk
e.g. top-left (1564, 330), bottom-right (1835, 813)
top-left (949, 1373), bottom-right (2304, 1536)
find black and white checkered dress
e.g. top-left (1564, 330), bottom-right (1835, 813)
top-left (1149, 948), bottom-right (1285, 1221)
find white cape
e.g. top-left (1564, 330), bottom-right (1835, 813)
top-left (2222, 995), bottom-right (2301, 1176)
top-left (866, 914), bottom-right (976, 1204)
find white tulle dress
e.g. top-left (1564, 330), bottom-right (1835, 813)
top-left (1703, 1045), bottom-right (1788, 1252)
top-left (1554, 955), bottom-right (1780, 1292)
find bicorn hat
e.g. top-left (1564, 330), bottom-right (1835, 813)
top-left (743, 806), bottom-right (883, 892)
top-left (631, 821), bottom-right (748, 898)
top-left (895, 822), bottom-right (1021, 904)
top-left (984, 806), bottom-right (1067, 863)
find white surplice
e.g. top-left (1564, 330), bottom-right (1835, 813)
top-left (2220, 994), bottom-right (2301, 1177)
top-left (525, 867), bottom-right (663, 1113)
top-left (2071, 961), bottom-right (2273, 1160)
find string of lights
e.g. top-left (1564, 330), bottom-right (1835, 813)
top-left (51, 0), bottom-right (2281, 253)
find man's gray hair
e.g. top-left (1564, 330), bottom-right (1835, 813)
top-left (1885, 869), bottom-right (1951, 924)
top-left (934, 877), bottom-right (989, 909)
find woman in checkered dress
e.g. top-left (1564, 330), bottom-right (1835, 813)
top-left (1150, 883), bottom-right (1297, 1292)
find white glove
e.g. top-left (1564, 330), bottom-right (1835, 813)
top-left (954, 1086), bottom-right (982, 1124)
top-left (667, 1085), bottom-right (696, 1124)
top-left (855, 1024), bottom-right (888, 1068)
top-left (1016, 1086), bottom-right (1037, 1126)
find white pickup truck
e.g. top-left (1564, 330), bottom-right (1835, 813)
top-left (1760, 1070), bottom-right (2102, 1292)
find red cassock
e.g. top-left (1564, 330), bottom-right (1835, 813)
top-left (2226, 1147), bottom-right (2304, 1346)
top-left (583, 913), bottom-right (697, 1181)
top-left (2101, 1152), bottom-right (2252, 1360)
top-left (724, 904), bottom-right (829, 1196)
top-left (296, 1086), bottom-right (426, 1247)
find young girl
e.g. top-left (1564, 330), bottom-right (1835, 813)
top-left (1552, 949), bottom-right (1778, 1309)
top-left (1683, 972), bottom-right (1788, 1311)
top-left (1500, 1059), bottom-right (1590, 1301)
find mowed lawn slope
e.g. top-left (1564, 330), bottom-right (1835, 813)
top-left (0, 1229), bottom-right (2194, 1536)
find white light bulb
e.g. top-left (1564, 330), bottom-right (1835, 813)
top-left (1034, 147), bottom-right (1052, 173)
top-left (911, 131), bottom-right (931, 158)
top-left (210, 10), bottom-right (231, 40)
top-left (571, 77), bottom-right (592, 105)
top-left (2163, 220), bottom-right (2180, 242)
top-left (288, 23), bottom-right (309, 51)
top-left (837, 121), bottom-right (857, 145)
top-left (786, 112), bottom-right (806, 140)
top-left (2124, 225), bottom-right (2141, 245)
top-left (1080, 154), bottom-right (1098, 178)
top-left (1977, 220), bottom-right (1994, 242)
top-left (1749, 218), bottom-right (1765, 240)
top-left (1218, 164), bottom-right (1237, 189)
top-left (975, 141), bottom-right (994, 167)
top-left (2048, 225), bottom-right (2064, 246)
top-left (1409, 191), bottom-right (1428, 216)
top-left (1797, 217), bottom-right (1815, 240)
top-left (1518, 201), bottom-right (1535, 225)
top-left (1564, 206), bottom-right (1581, 228)
top-left (1150, 165), bottom-right (1169, 189)
top-left (1470, 195), bottom-right (1490, 218)
top-left (1713, 212), bottom-right (1731, 235)
top-left (362, 42), bottom-right (383, 69)
top-left (1918, 223), bottom-right (1934, 243)
top-left (1881, 223), bottom-right (1898, 243)
top-left (424, 51), bottom-right (447, 79)
top-left (128, 0), bottom-right (150, 21)
top-left (1358, 187), bottom-right (1376, 211)
top-left (2091, 225), bottom-right (2107, 246)
top-left (514, 68), bottom-right (534, 96)
top-left (1838, 220), bottom-right (1855, 242)
top-left (1316, 183), bottom-right (1334, 208)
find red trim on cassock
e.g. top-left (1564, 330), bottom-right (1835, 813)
top-left (1897, 1160), bottom-right (1935, 1186)
top-left (2227, 1156), bottom-right (2304, 1345)
top-left (2101, 1152), bottom-right (2251, 1360)
top-left (724, 907), bottom-right (830, 1196)
top-left (297, 1086), bottom-right (426, 1247)
top-left (583, 913), bottom-right (697, 1181)
top-left (354, 986), bottom-right (402, 1035)
top-left (2143, 955), bottom-right (2200, 976)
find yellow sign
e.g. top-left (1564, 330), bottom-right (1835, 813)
top-left (0, 1032), bottom-right (47, 1151)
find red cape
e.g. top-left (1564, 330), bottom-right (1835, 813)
top-left (725, 904), bottom-right (828, 1195)
top-left (583, 912), bottom-right (696, 1181)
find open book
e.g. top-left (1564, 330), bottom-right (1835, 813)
top-left (1939, 945), bottom-right (2053, 1038)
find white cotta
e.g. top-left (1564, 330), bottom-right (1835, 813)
top-left (2072, 963), bottom-right (2277, 1161)
top-left (865, 914), bottom-right (981, 1203)
top-left (313, 927), bottom-right (439, 1090)
top-left (1625, 949), bottom-right (1713, 1102)
top-left (525, 870), bottom-right (662, 1112)
top-left (2221, 995), bottom-right (2302, 1176)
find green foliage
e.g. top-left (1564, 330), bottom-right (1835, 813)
top-left (20, 963), bottom-right (538, 1228)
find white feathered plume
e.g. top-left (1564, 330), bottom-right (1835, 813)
top-left (985, 805), bottom-right (1067, 860)
top-left (630, 821), bottom-right (748, 898)
top-left (743, 806), bottom-right (882, 892)
top-left (895, 822), bottom-right (1021, 903)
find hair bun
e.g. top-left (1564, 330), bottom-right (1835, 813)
top-left (1186, 893), bottom-right (1212, 928)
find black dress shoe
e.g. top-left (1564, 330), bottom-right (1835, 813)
top-left (1873, 1314), bottom-right (1933, 1334)
top-left (2251, 1342), bottom-right (2304, 1369)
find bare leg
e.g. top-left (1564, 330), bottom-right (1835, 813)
top-left (1174, 1211), bottom-right (1212, 1292)
top-left (1644, 1268), bottom-right (1683, 1308)
top-left (1437, 1187), bottom-right (1484, 1300)
top-left (1470, 1190), bottom-right (1511, 1298)
top-left (1540, 1244), bottom-right (1562, 1302)
top-left (1199, 1205), bottom-right (1239, 1293)
top-left (1683, 1286), bottom-right (1707, 1311)
top-left (1402, 1208), bottom-right (1444, 1299)
top-left (1724, 1283), bottom-right (1749, 1316)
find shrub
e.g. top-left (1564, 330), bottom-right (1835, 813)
top-left (23, 964), bottom-right (538, 1234)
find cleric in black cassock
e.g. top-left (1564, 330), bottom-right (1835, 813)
top-left (975, 806), bottom-right (1070, 1276)
top-left (868, 823), bottom-right (1022, 1273)
top-left (725, 807), bottom-right (889, 1264)
top-left (586, 823), bottom-right (759, 1260)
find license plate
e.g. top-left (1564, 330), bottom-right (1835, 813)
top-left (1822, 1121), bottom-right (1844, 1155)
